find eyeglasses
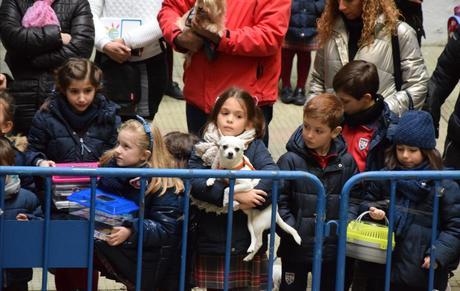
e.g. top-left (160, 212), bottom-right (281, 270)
top-left (136, 115), bottom-right (153, 152)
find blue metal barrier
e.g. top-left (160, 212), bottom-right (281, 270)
top-left (335, 170), bottom-right (460, 291)
top-left (0, 166), bottom-right (326, 291)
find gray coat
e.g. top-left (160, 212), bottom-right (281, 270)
top-left (308, 15), bottom-right (429, 116)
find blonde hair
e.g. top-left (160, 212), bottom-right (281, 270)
top-left (100, 119), bottom-right (184, 195)
top-left (317, 0), bottom-right (400, 48)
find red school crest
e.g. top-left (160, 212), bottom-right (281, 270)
top-left (358, 137), bottom-right (369, 151)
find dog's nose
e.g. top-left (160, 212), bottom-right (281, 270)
top-left (227, 152), bottom-right (233, 158)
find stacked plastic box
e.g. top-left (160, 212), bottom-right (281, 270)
top-left (52, 162), bottom-right (99, 210)
top-left (68, 188), bottom-right (139, 240)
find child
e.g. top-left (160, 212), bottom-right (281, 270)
top-left (94, 117), bottom-right (184, 291)
top-left (333, 60), bottom-right (398, 173)
top-left (0, 138), bottom-right (43, 291)
top-left (26, 57), bottom-right (120, 291)
top-left (188, 87), bottom-right (279, 290)
top-left (276, 93), bottom-right (359, 291)
top-left (164, 131), bottom-right (200, 168)
top-left (333, 60), bottom-right (399, 290)
top-left (26, 57), bottom-right (120, 167)
top-left (279, 0), bottom-right (324, 106)
top-left (364, 110), bottom-right (460, 291)
top-left (0, 91), bottom-right (35, 191)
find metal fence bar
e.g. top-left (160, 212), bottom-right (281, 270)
top-left (223, 178), bottom-right (236, 291)
top-left (384, 180), bottom-right (397, 291)
top-left (0, 176), bottom-right (5, 289)
top-left (86, 177), bottom-right (97, 291)
top-left (179, 179), bottom-right (191, 291)
top-left (428, 180), bottom-right (442, 290)
top-left (41, 177), bottom-right (52, 291)
top-left (267, 180), bottom-right (280, 291)
top-left (135, 178), bottom-right (147, 291)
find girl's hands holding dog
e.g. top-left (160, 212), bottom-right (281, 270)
top-left (235, 189), bottom-right (267, 210)
top-left (106, 226), bottom-right (132, 246)
top-left (175, 30), bottom-right (204, 53)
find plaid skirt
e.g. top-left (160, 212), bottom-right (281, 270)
top-left (193, 253), bottom-right (269, 290)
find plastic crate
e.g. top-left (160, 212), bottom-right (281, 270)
top-left (346, 211), bottom-right (395, 264)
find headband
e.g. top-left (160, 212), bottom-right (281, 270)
top-left (135, 115), bottom-right (153, 152)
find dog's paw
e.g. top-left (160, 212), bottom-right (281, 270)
top-left (206, 178), bottom-right (216, 186)
top-left (246, 243), bottom-right (255, 254)
top-left (292, 232), bottom-right (302, 245)
top-left (243, 252), bottom-right (256, 261)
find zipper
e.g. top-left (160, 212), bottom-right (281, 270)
top-left (80, 138), bottom-right (92, 155)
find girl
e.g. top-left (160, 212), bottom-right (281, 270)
top-left (0, 91), bottom-right (34, 190)
top-left (279, 0), bottom-right (324, 106)
top-left (307, 0), bottom-right (428, 116)
top-left (27, 58), bottom-right (120, 167)
top-left (26, 57), bottom-right (120, 291)
top-left (0, 0), bottom-right (94, 135)
top-left (189, 87), bottom-right (279, 290)
top-left (94, 118), bottom-right (184, 291)
top-left (364, 110), bottom-right (460, 291)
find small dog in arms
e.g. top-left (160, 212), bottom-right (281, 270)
top-left (193, 135), bottom-right (301, 261)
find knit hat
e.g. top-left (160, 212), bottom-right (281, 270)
top-left (393, 110), bottom-right (436, 149)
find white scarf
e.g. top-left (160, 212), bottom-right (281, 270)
top-left (195, 123), bottom-right (256, 167)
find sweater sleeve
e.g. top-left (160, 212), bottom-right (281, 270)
top-left (88, 0), bottom-right (112, 51)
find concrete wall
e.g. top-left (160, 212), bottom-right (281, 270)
top-left (423, 0), bottom-right (459, 45)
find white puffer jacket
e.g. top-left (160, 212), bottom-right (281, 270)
top-left (308, 15), bottom-right (429, 116)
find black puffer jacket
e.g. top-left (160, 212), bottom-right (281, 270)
top-left (285, 0), bottom-right (324, 43)
top-left (0, 0), bottom-right (94, 134)
top-left (188, 139), bottom-right (279, 255)
top-left (428, 26), bottom-right (460, 143)
top-left (276, 126), bottom-right (360, 262)
top-left (26, 94), bottom-right (120, 165)
top-left (364, 163), bottom-right (460, 290)
top-left (95, 162), bottom-right (183, 290)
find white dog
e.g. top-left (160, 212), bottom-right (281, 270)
top-left (199, 136), bottom-right (302, 261)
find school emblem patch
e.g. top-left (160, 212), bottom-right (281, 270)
top-left (358, 137), bottom-right (369, 151)
top-left (284, 272), bottom-right (295, 285)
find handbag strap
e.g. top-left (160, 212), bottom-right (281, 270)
top-left (391, 33), bottom-right (402, 92)
top-left (356, 211), bottom-right (389, 225)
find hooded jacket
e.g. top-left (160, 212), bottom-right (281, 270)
top-left (276, 126), bottom-right (360, 262)
top-left (308, 15), bottom-right (429, 116)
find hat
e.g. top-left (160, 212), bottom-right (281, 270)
top-left (393, 110), bottom-right (436, 149)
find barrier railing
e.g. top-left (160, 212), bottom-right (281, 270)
top-left (335, 170), bottom-right (460, 291)
top-left (0, 166), bottom-right (325, 291)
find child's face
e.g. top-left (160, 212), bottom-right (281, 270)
top-left (216, 97), bottom-right (249, 136)
top-left (336, 91), bottom-right (373, 115)
top-left (396, 144), bottom-right (424, 169)
top-left (114, 129), bottom-right (151, 167)
top-left (0, 104), bottom-right (13, 136)
top-left (302, 117), bottom-right (341, 155)
top-left (65, 79), bottom-right (96, 113)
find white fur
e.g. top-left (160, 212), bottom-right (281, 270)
top-left (197, 136), bottom-right (302, 261)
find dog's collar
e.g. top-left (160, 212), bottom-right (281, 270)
top-left (219, 156), bottom-right (255, 171)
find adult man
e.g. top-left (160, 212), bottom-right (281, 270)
top-left (158, 0), bottom-right (291, 144)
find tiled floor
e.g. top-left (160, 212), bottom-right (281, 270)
top-left (25, 45), bottom-right (460, 290)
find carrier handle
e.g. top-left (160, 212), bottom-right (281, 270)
top-left (356, 211), bottom-right (389, 225)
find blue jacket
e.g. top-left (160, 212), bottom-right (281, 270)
top-left (26, 94), bottom-right (120, 165)
top-left (188, 139), bottom-right (279, 255)
top-left (2, 186), bottom-right (42, 286)
top-left (95, 163), bottom-right (183, 289)
top-left (276, 126), bottom-right (360, 262)
top-left (285, 0), bottom-right (324, 42)
top-left (364, 163), bottom-right (460, 289)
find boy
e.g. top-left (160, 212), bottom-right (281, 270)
top-left (276, 93), bottom-right (359, 291)
top-left (333, 60), bottom-right (398, 173)
top-left (333, 60), bottom-right (399, 291)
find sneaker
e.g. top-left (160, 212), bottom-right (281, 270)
top-left (280, 87), bottom-right (294, 104)
top-left (165, 81), bottom-right (184, 100)
top-left (292, 87), bottom-right (306, 106)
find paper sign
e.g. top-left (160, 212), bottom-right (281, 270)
top-left (100, 17), bottom-right (142, 40)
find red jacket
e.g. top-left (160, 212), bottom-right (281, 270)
top-left (158, 0), bottom-right (291, 113)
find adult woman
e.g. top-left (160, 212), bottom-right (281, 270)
top-left (307, 0), bottom-right (428, 116)
top-left (89, 0), bottom-right (167, 120)
top-left (0, 0), bottom-right (94, 135)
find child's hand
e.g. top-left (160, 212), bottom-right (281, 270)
top-left (0, 73), bottom-right (6, 91)
top-left (38, 160), bottom-right (56, 167)
top-left (421, 256), bottom-right (438, 269)
top-left (16, 213), bottom-right (29, 221)
top-left (369, 207), bottom-right (386, 220)
top-left (234, 189), bottom-right (267, 210)
top-left (106, 226), bottom-right (132, 246)
top-left (129, 177), bottom-right (148, 189)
